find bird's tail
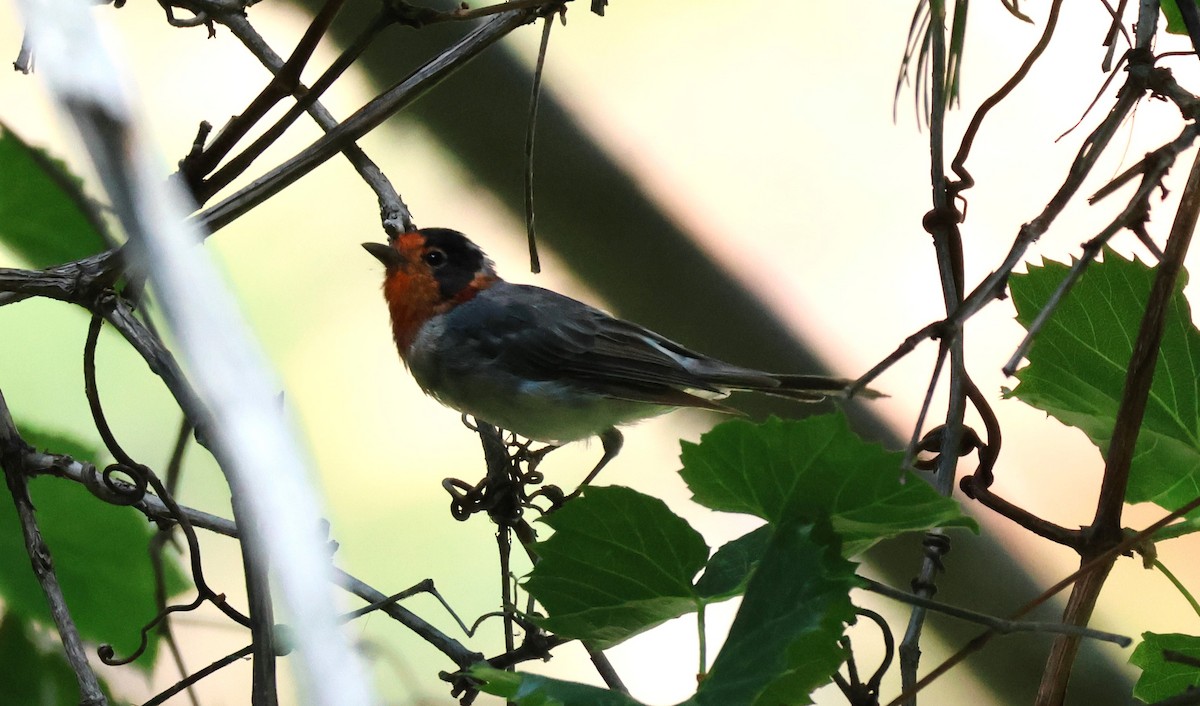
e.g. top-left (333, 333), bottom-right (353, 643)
top-left (752, 374), bottom-right (885, 402)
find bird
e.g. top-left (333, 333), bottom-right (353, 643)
top-left (364, 228), bottom-right (875, 487)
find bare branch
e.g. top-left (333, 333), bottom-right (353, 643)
top-left (177, 0), bottom-right (350, 185)
top-left (195, 8), bottom-right (539, 233)
top-left (861, 578), bottom-right (1130, 646)
top-left (0, 390), bottom-right (107, 706)
top-left (198, 7), bottom-right (414, 232)
top-left (0, 250), bottom-right (123, 307)
top-left (1004, 125), bottom-right (1200, 375)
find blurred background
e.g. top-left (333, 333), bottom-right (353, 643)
top-left (2, 1), bottom-right (1200, 704)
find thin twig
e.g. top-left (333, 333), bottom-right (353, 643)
top-left (195, 9), bottom-right (540, 234)
top-left (900, 342), bottom-right (949, 471)
top-left (389, 0), bottom-right (565, 24)
top-left (234, 490), bottom-right (278, 706)
top-left (856, 44), bottom-right (1155, 389)
top-left (142, 644), bottom-right (254, 706)
top-left (524, 13), bottom-right (555, 273)
top-left (86, 305), bottom-right (252, 631)
top-left (901, 1), bottom-right (968, 696)
top-left (950, 0), bottom-right (1065, 188)
top-left (585, 645), bottom-right (629, 694)
top-left (1004, 126), bottom-right (1199, 375)
top-left (84, 321), bottom-right (249, 670)
top-left (861, 578), bottom-right (1130, 646)
top-left (1100, 0), bottom-right (1133, 72)
top-left (964, 485), bottom-right (1082, 548)
top-left (152, 417), bottom-right (199, 706)
top-left (214, 9), bottom-right (412, 233)
top-left (339, 579), bottom-right (435, 621)
top-left (179, 0), bottom-right (349, 188)
top-left (1153, 560), bottom-right (1200, 620)
top-left (20, 442), bottom-right (487, 670)
top-left (330, 569), bottom-right (483, 668)
top-left (859, 609), bottom-right (896, 696)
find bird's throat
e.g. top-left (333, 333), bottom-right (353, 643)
top-left (384, 270), bottom-right (442, 356)
top-left (384, 271), bottom-right (497, 358)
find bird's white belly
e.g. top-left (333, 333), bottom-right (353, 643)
top-left (427, 375), bottom-right (668, 444)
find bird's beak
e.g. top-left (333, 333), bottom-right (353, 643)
top-left (362, 242), bottom-right (404, 270)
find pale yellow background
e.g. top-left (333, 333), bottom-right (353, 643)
top-left (2, 2), bottom-right (1200, 704)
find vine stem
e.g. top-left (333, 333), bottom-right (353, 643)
top-left (0, 390), bottom-right (107, 706)
top-left (900, 1), bottom-right (968, 699)
top-left (1153, 560), bottom-right (1200, 620)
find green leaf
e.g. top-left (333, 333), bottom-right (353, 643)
top-left (470, 665), bottom-right (647, 706)
top-left (689, 521), bottom-right (857, 706)
top-left (0, 612), bottom-right (112, 705)
top-left (0, 124), bottom-right (108, 268)
top-left (1007, 249), bottom-right (1200, 515)
top-left (1130, 632), bottom-right (1200, 702)
top-left (500, 522), bottom-right (856, 706)
top-left (693, 525), bottom-right (770, 600)
top-left (1162, 0), bottom-right (1198, 35)
top-left (524, 485), bottom-right (708, 649)
top-left (679, 414), bottom-right (977, 555)
top-left (0, 426), bottom-right (190, 669)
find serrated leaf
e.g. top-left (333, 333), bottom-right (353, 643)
top-left (694, 525), bottom-right (770, 600)
top-left (0, 425), bottom-right (190, 668)
top-left (0, 124), bottom-right (108, 268)
top-left (679, 414), bottom-right (977, 555)
top-left (1130, 632), bottom-right (1200, 702)
top-left (470, 665), bottom-right (647, 706)
top-left (524, 485), bottom-right (709, 649)
top-left (689, 521), bottom-right (857, 706)
top-left (1008, 249), bottom-right (1200, 515)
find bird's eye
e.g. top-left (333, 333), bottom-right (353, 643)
top-left (422, 249), bottom-right (447, 268)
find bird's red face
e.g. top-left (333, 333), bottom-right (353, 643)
top-left (363, 229), bottom-right (497, 356)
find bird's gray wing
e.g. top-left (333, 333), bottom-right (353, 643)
top-left (442, 282), bottom-right (750, 409)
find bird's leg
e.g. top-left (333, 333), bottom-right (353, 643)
top-left (537, 429), bottom-right (626, 512)
top-left (579, 427), bottom-right (624, 488)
